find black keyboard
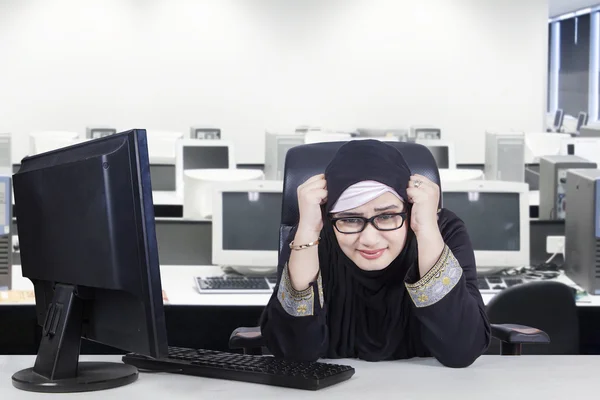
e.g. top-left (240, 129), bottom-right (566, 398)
top-left (196, 276), bottom-right (275, 293)
top-left (122, 347), bottom-right (355, 391)
top-left (477, 278), bottom-right (490, 290)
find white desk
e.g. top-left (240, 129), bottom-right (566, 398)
top-left (1, 354), bottom-right (599, 398)
top-left (6, 265), bottom-right (600, 308)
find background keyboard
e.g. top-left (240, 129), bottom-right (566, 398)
top-left (123, 346), bottom-right (355, 391)
top-left (195, 275), bottom-right (276, 293)
top-left (477, 276), bottom-right (525, 291)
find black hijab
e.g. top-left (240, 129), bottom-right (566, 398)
top-left (319, 139), bottom-right (419, 361)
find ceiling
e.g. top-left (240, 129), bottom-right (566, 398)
top-left (549, 0), bottom-right (599, 17)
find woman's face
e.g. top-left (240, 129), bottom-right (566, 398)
top-left (330, 192), bottom-right (408, 271)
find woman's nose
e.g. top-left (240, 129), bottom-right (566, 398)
top-left (358, 222), bottom-right (380, 247)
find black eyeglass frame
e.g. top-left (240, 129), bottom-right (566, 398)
top-left (329, 212), bottom-right (408, 234)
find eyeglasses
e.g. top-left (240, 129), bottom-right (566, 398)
top-left (330, 212), bottom-right (408, 234)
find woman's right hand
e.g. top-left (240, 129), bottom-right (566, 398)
top-left (296, 174), bottom-right (327, 233)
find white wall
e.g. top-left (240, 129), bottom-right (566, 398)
top-left (0, 0), bottom-right (548, 165)
top-left (549, 0), bottom-right (599, 17)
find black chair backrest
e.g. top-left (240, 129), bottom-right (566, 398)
top-left (279, 141), bottom-right (442, 254)
top-left (486, 280), bottom-right (579, 354)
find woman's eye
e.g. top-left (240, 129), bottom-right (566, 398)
top-left (342, 218), bottom-right (362, 224)
top-left (377, 214), bottom-right (394, 220)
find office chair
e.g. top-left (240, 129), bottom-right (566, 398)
top-left (486, 280), bottom-right (578, 355)
top-left (229, 141), bottom-right (550, 356)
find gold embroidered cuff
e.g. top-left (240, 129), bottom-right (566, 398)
top-left (277, 262), bottom-right (324, 317)
top-left (405, 245), bottom-right (463, 308)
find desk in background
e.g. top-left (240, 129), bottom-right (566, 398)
top-left (3, 264), bottom-right (600, 356)
top-left (1, 355), bottom-right (599, 398)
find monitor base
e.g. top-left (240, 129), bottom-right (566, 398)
top-left (12, 362), bottom-right (138, 393)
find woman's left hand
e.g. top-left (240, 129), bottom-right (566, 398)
top-left (406, 174), bottom-right (440, 237)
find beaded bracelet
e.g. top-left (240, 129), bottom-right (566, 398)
top-left (289, 237), bottom-right (321, 250)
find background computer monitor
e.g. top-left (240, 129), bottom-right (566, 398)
top-left (86, 126), bottom-right (117, 139)
top-left (12, 130), bottom-right (168, 393)
top-left (29, 131), bottom-right (80, 155)
top-left (175, 139), bottom-right (235, 196)
top-left (264, 132), bottom-right (305, 180)
top-left (146, 130), bottom-right (184, 165)
top-left (415, 139), bottom-right (455, 169)
top-left (190, 126), bottom-right (221, 139)
top-left (576, 112), bottom-right (589, 132)
top-left (304, 131), bottom-right (352, 144)
top-left (553, 109), bottom-right (564, 131)
top-left (442, 180), bottom-right (530, 274)
top-left (410, 125), bottom-right (441, 140)
top-left (212, 180), bottom-right (283, 276)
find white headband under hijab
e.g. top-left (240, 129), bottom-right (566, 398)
top-left (330, 180), bottom-right (404, 213)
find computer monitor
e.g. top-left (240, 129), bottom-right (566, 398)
top-left (579, 123), bottom-right (600, 137)
top-left (524, 132), bottom-right (571, 163)
top-left (442, 180), bottom-right (530, 274)
top-left (553, 109), bottom-right (564, 131)
top-left (415, 139), bottom-right (455, 169)
top-left (190, 126), bottom-right (221, 140)
top-left (12, 129), bottom-right (168, 393)
top-left (0, 176), bottom-right (11, 290)
top-left (576, 112), bottom-right (589, 132)
top-left (146, 130), bottom-right (184, 165)
top-left (264, 132), bottom-right (305, 180)
top-left (175, 139), bottom-right (235, 196)
top-left (304, 131), bottom-right (352, 144)
top-left (211, 180), bottom-right (283, 276)
top-left (29, 131), bottom-right (80, 155)
top-left (86, 126), bottom-right (117, 139)
top-left (410, 125), bottom-right (441, 140)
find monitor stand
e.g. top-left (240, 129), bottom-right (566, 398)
top-left (12, 283), bottom-right (138, 393)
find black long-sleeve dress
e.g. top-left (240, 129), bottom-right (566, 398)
top-left (260, 209), bottom-right (491, 368)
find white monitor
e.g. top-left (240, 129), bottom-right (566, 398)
top-left (524, 132), bottom-right (571, 163)
top-left (29, 131), bottom-right (79, 155)
top-left (190, 126), bottom-right (221, 140)
top-left (176, 139), bottom-right (235, 196)
top-left (415, 139), bottom-right (456, 169)
top-left (410, 125), bottom-right (441, 140)
top-left (212, 180), bottom-right (283, 275)
top-left (146, 130), bottom-right (184, 164)
top-left (560, 137), bottom-right (600, 166)
top-left (442, 180), bottom-right (530, 274)
top-left (86, 126), bottom-right (117, 139)
top-left (304, 131), bottom-right (352, 144)
top-left (264, 132), bottom-right (305, 180)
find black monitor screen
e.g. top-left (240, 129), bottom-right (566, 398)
top-left (222, 192), bottom-right (282, 251)
top-left (443, 191), bottom-right (520, 251)
top-left (577, 112), bottom-right (587, 131)
top-left (554, 109), bottom-right (564, 128)
top-left (427, 146), bottom-right (449, 169)
top-left (183, 146), bottom-right (229, 169)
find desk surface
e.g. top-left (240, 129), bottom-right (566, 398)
top-left (1, 355), bottom-right (599, 398)
top-left (5, 265), bottom-right (600, 307)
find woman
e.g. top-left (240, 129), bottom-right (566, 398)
top-left (260, 139), bottom-right (491, 367)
